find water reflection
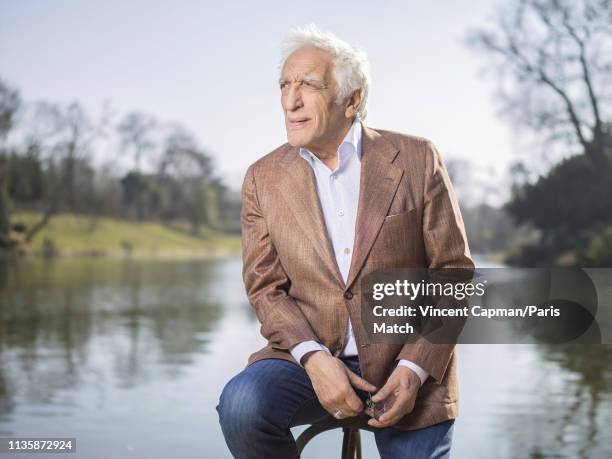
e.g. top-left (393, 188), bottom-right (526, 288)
top-left (527, 344), bottom-right (612, 459)
top-left (0, 258), bottom-right (610, 458)
top-left (0, 258), bottom-right (226, 443)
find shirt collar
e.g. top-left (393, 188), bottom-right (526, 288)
top-left (298, 118), bottom-right (362, 169)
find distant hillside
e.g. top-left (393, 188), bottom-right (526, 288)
top-left (10, 212), bottom-right (241, 258)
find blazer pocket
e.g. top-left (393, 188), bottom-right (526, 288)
top-left (384, 207), bottom-right (417, 221)
top-left (370, 207), bottom-right (419, 266)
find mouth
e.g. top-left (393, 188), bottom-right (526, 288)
top-left (287, 118), bottom-right (310, 129)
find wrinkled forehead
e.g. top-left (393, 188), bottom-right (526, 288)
top-left (281, 46), bottom-right (333, 81)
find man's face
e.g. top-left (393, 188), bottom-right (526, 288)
top-left (280, 46), bottom-right (350, 152)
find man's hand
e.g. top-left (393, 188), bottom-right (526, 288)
top-left (303, 352), bottom-right (377, 419)
top-left (365, 365), bottom-right (420, 428)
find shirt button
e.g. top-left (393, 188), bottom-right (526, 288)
top-left (344, 248), bottom-right (350, 254)
top-left (337, 209), bottom-right (344, 216)
top-left (331, 174), bottom-right (337, 180)
top-left (344, 291), bottom-right (353, 300)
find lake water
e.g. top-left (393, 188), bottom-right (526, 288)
top-left (0, 257), bottom-right (611, 458)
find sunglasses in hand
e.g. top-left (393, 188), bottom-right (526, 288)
top-left (366, 392), bottom-right (388, 421)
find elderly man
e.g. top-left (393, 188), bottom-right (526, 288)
top-left (216, 25), bottom-right (473, 459)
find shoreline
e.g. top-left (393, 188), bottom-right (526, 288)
top-left (5, 211), bottom-right (242, 261)
top-left (0, 247), bottom-right (242, 261)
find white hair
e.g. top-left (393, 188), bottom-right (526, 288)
top-left (280, 24), bottom-right (371, 120)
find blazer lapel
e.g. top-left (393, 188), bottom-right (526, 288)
top-left (275, 124), bottom-right (403, 292)
top-left (345, 124), bottom-right (403, 290)
top-left (277, 146), bottom-right (346, 288)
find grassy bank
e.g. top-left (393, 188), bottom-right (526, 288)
top-left (10, 211), bottom-right (241, 258)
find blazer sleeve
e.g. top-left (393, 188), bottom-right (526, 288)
top-left (396, 141), bottom-right (475, 382)
top-left (241, 164), bottom-right (319, 351)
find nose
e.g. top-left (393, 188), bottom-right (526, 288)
top-left (283, 84), bottom-right (303, 112)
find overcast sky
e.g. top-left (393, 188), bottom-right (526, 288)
top-left (1, 0), bottom-right (514, 197)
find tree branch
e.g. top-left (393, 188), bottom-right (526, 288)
top-left (560, 6), bottom-right (602, 133)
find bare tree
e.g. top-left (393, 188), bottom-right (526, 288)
top-left (467, 0), bottom-right (612, 167)
top-left (117, 112), bottom-right (157, 171)
top-left (23, 102), bottom-right (107, 241)
top-left (158, 125), bottom-right (217, 234)
top-left (0, 79), bottom-right (21, 247)
top-left (159, 126), bottom-right (214, 181)
top-left (0, 79), bottom-right (21, 142)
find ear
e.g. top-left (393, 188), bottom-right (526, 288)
top-left (344, 89), bottom-right (363, 119)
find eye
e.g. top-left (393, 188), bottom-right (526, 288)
top-left (303, 80), bottom-right (324, 90)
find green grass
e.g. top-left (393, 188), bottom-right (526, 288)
top-left (11, 211), bottom-right (241, 258)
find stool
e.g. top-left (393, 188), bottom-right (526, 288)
top-left (296, 417), bottom-right (377, 459)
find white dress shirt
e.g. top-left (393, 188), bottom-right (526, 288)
top-left (289, 118), bottom-right (428, 385)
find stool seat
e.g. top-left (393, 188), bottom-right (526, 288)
top-left (296, 416), bottom-right (378, 459)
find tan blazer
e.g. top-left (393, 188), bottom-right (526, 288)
top-left (240, 122), bottom-right (474, 430)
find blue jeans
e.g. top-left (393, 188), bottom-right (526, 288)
top-left (216, 356), bottom-right (454, 459)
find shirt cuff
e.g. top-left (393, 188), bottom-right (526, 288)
top-left (398, 359), bottom-right (429, 385)
top-left (290, 341), bottom-right (331, 366)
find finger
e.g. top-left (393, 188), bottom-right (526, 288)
top-left (342, 390), bottom-right (364, 416)
top-left (326, 399), bottom-right (350, 418)
top-left (346, 371), bottom-right (377, 393)
top-left (368, 417), bottom-right (388, 428)
top-left (367, 405), bottom-right (403, 428)
top-left (371, 382), bottom-right (394, 403)
top-left (376, 394), bottom-right (409, 425)
top-left (330, 405), bottom-right (354, 419)
top-left (368, 414), bottom-right (403, 428)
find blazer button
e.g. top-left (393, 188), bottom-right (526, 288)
top-left (344, 291), bottom-right (353, 300)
